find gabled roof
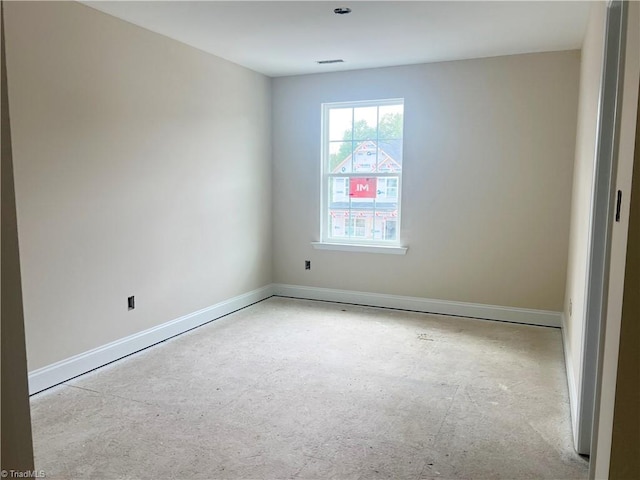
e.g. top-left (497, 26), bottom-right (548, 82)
top-left (332, 139), bottom-right (402, 174)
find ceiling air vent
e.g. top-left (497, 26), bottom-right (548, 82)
top-left (317, 59), bottom-right (344, 64)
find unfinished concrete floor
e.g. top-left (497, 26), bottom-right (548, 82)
top-left (30, 297), bottom-right (588, 479)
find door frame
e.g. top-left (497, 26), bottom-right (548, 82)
top-left (577, 0), bottom-right (627, 457)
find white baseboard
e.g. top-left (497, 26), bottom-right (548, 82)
top-left (272, 284), bottom-right (562, 328)
top-left (28, 285), bottom-right (274, 395)
top-left (561, 313), bottom-right (586, 454)
top-left (29, 283), bottom-right (562, 395)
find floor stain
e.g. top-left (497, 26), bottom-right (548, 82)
top-left (417, 333), bottom-right (435, 341)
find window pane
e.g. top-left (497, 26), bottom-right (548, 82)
top-left (376, 177), bottom-right (399, 202)
top-left (347, 212), bottom-right (369, 238)
top-left (378, 104), bottom-right (403, 139)
top-left (330, 177), bottom-right (350, 203)
top-left (337, 209), bottom-right (400, 241)
top-left (373, 214), bottom-right (384, 240)
top-left (329, 211), bottom-right (348, 238)
top-left (351, 199), bottom-right (375, 215)
top-left (352, 141), bottom-right (377, 173)
top-left (329, 141), bottom-right (353, 173)
top-left (333, 206), bottom-right (399, 242)
top-left (353, 106), bottom-right (377, 140)
top-left (329, 108), bottom-right (353, 141)
top-left (384, 219), bottom-right (398, 241)
top-left (350, 176), bottom-right (374, 239)
top-left (377, 139), bottom-right (402, 172)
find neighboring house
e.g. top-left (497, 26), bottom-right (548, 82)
top-left (332, 139), bottom-right (402, 174)
top-left (329, 140), bottom-right (401, 241)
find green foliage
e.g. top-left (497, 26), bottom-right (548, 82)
top-left (378, 113), bottom-right (403, 140)
top-left (329, 113), bottom-right (403, 172)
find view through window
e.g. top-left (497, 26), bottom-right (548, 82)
top-left (322, 99), bottom-right (404, 245)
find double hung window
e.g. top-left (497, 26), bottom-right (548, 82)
top-left (321, 99), bottom-right (404, 246)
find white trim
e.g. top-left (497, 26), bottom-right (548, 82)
top-left (28, 285), bottom-right (274, 395)
top-left (29, 283), bottom-right (563, 395)
top-left (273, 284), bottom-right (561, 328)
top-left (561, 313), bottom-right (582, 452)
top-left (580, 0), bottom-right (628, 461)
top-left (311, 242), bottom-right (407, 255)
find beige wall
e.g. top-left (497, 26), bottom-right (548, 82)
top-left (4, 1), bottom-right (272, 370)
top-left (4, 2), bottom-right (584, 382)
top-left (563, 1), bottom-right (606, 408)
top-left (272, 52), bottom-right (579, 311)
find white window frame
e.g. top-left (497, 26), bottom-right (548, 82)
top-left (317, 98), bottom-right (405, 253)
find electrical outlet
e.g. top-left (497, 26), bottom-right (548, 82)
top-left (569, 298), bottom-right (572, 317)
top-left (128, 296), bottom-right (135, 310)
top-left (305, 260), bottom-right (311, 270)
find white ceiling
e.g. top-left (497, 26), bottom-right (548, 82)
top-left (83, 1), bottom-right (591, 77)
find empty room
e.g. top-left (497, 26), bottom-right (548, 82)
top-left (2, 1), bottom-right (639, 479)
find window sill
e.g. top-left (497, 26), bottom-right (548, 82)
top-left (311, 242), bottom-right (408, 255)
